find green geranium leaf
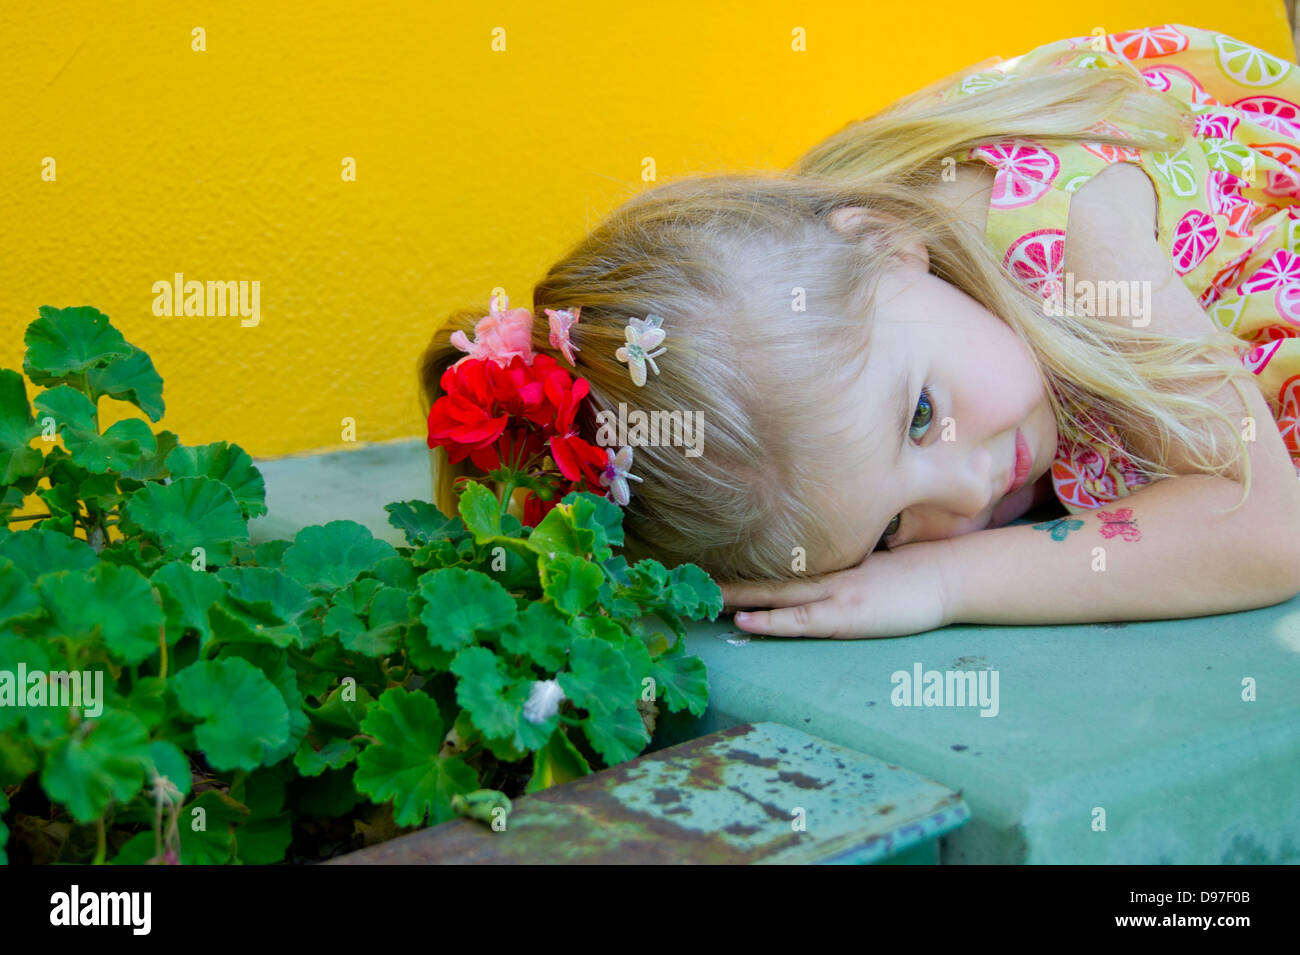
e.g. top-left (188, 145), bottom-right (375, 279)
top-left (650, 639), bottom-right (710, 716)
top-left (0, 630), bottom-right (59, 732)
top-left (34, 564), bottom-right (165, 665)
top-left (385, 499), bottom-right (466, 546)
top-left (121, 476), bottom-right (249, 565)
top-left (31, 383), bottom-right (96, 433)
top-left (0, 486), bottom-right (28, 525)
top-left (219, 644), bottom-right (309, 766)
top-left (499, 601), bottom-right (575, 672)
top-left (469, 537), bottom-right (539, 592)
top-left (0, 556), bottom-right (42, 628)
top-left (305, 682), bottom-right (374, 736)
top-left (416, 567), bottom-right (516, 652)
top-left (367, 554), bottom-right (417, 591)
top-left (235, 806), bottom-right (293, 864)
top-left (207, 596), bottom-right (301, 650)
top-left (363, 584), bottom-right (412, 642)
top-left (40, 709), bottom-right (152, 823)
top-left (353, 688), bottom-right (478, 828)
top-left (109, 831), bottom-right (156, 865)
top-left (33, 384), bottom-right (158, 473)
top-left (577, 616), bottom-right (652, 684)
top-left (666, 563), bottom-right (723, 619)
top-left (151, 562), bottom-right (226, 648)
top-left (23, 306), bottom-right (133, 384)
top-left (403, 622), bottom-right (454, 673)
top-left (86, 345), bottom-right (165, 422)
top-left (99, 542), bottom-right (161, 579)
top-left (526, 726), bottom-right (591, 793)
top-left (457, 482), bottom-right (502, 542)
top-left (166, 441), bottom-right (267, 519)
top-left (68, 416), bottom-right (156, 474)
top-left (0, 369), bottom-right (44, 485)
top-left (541, 552), bottom-right (603, 616)
top-left (217, 565), bottom-right (319, 628)
top-left (128, 676), bottom-right (170, 731)
top-left (323, 579), bottom-right (408, 658)
top-left (0, 527), bottom-right (97, 582)
top-left (581, 704), bottom-right (649, 766)
top-left (178, 789), bottom-right (247, 864)
top-left (294, 737), bottom-right (359, 776)
top-left (147, 740), bottom-right (193, 799)
top-left (119, 429), bottom-right (180, 483)
top-left (280, 520), bottom-right (398, 592)
top-left (411, 538), bottom-right (462, 571)
top-left (629, 557), bottom-right (670, 593)
top-left (83, 471), bottom-right (125, 506)
top-left (557, 636), bottom-right (639, 718)
top-left (560, 490), bottom-right (624, 551)
top-left (170, 658), bottom-right (290, 771)
top-left (597, 576), bottom-right (642, 619)
top-left (251, 538), bottom-right (292, 571)
top-left (526, 503), bottom-right (596, 560)
top-left (450, 646), bottom-right (516, 741)
top-left (36, 474), bottom-right (82, 524)
top-left (573, 613), bottom-right (626, 643)
top-left (0, 737), bottom-right (37, 790)
top-left (501, 679), bottom-right (558, 752)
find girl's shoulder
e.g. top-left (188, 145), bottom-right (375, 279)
top-left (935, 155), bottom-right (1156, 248)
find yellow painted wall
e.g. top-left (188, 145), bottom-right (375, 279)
top-left (1, 2), bottom-right (1293, 471)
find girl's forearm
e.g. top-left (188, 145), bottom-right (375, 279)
top-left (931, 475), bottom-right (1300, 626)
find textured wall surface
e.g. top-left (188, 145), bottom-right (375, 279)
top-left (1, 1), bottom-right (1292, 469)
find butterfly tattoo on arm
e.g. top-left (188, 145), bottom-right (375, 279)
top-left (1032, 518), bottom-right (1084, 541)
top-left (1097, 507), bottom-right (1141, 542)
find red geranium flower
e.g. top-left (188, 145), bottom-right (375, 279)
top-left (428, 344), bottom-right (609, 523)
top-left (550, 433), bottom-right (606, 489)
top-left (428, 355), bottom-right (562, 471)
top-left (426, 360), bottom-right (510, 468)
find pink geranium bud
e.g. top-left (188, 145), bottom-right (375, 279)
top-left (451, 293), bottom-right (536, 367)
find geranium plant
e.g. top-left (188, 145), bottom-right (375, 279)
top-left (0, 305), bottom-right (720, 865)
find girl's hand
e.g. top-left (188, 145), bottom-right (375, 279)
top-left (718, 541), bottom-right (956, 639)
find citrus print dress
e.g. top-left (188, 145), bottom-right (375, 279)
top-left (929, 23), bottom-right (1300, 515)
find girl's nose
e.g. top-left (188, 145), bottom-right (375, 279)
top-left (945, 444), bottom-right (995, 520)
top-left (905, 446), bottom-right (994, 543)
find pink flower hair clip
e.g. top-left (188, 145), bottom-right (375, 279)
top-left (616, 313), bottom-right (667, 387)
top-left (544, 306), bottom-right (581, 366)
top-left (451, 292), bottom-right (536, 367)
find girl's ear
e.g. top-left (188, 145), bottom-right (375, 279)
top-left (826, 205), bottom-right (878, 236)
top-left (826, 206), bottom-right (929, 272)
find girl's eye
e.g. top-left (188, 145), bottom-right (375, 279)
top-left (876, 387), bottom-right (935, 552)
top-left (909, 387), bottom-right (933, 440)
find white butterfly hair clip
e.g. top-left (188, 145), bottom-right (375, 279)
top-left (615, 313), bottom-right (667, 387)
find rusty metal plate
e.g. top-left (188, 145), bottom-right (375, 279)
top-left (328, 721), bottom-right (969, 865)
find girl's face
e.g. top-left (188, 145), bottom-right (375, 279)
top-left (817, 239), bottom-right (1058, 572)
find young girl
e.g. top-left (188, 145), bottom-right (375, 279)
top-left (420, 23), bottom-right (1300, 639)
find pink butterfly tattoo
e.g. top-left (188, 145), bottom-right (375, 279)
top-left (1098, 507), bottom-right (1141, 542)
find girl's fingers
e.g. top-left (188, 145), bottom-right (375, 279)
top-left (720, 575), bottom-right (835, 610)
top-left (733, 599), bottom-right (848, 639)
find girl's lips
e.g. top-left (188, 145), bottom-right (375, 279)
top-left (1009, 428), bottom-right (1032, 495)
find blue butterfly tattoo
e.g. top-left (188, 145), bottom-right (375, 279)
top-left (1031, 518), bottom-right (1085, 541)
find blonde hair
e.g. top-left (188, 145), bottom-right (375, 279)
top-left (419, 55), bottom-right (1262, 581)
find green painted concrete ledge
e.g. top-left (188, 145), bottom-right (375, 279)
top-left (251, 438), bottom-right (1300, 864)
